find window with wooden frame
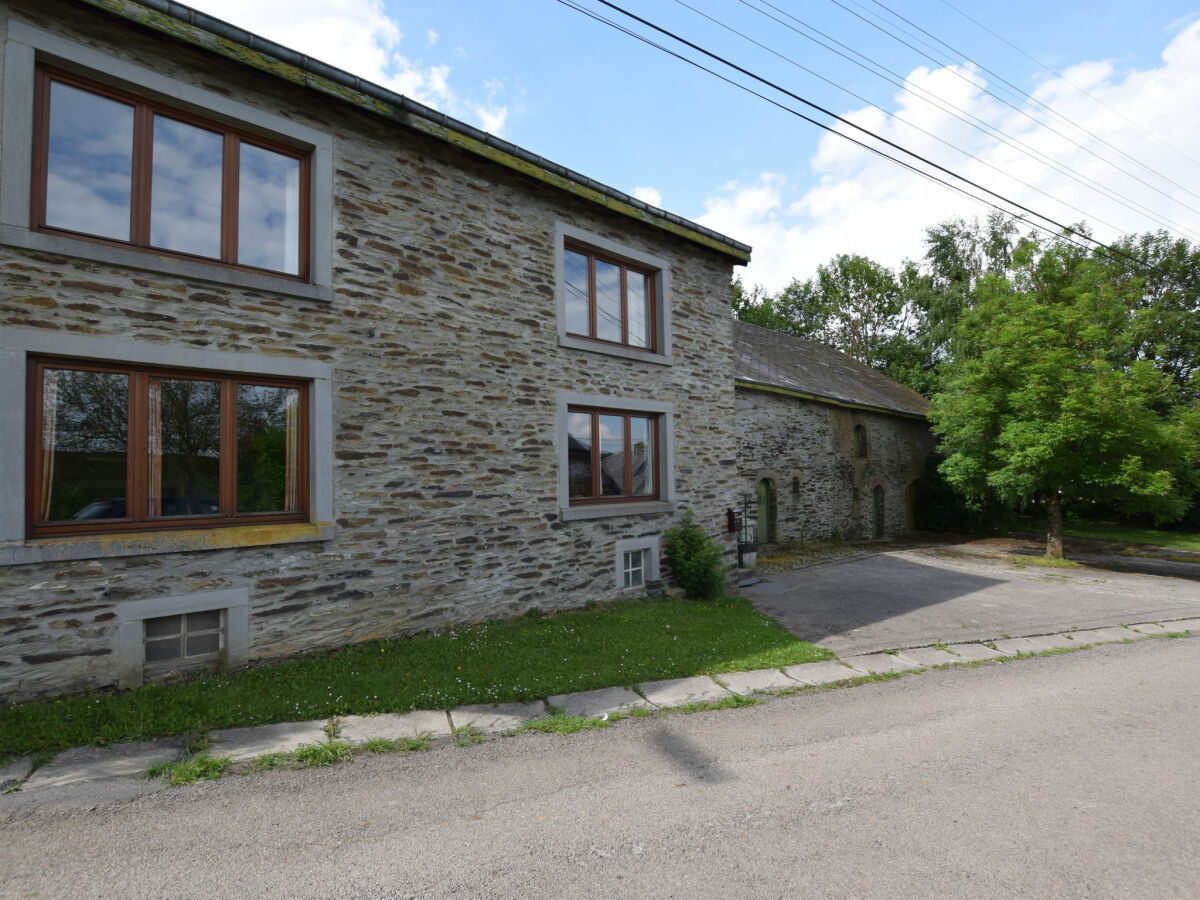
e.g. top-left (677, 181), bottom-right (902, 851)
top-left (27, 357), bottom-right (308, 537)
top-left (31, 66), bottom-right (310, 279)
top-left (566, 406), bottom-right (660, 504)
top-left (563, 244), bottom-right (656, 351)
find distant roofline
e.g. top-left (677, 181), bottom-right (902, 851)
top-left (735, 378), bottom-right (928, 420)
top-left (733, 320), bottom-right (929, 420)
top-left (74, 0), bottom-right (752, 263)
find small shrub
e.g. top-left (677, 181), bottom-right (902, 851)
top-left (663, 511), bottom-right (727, 600)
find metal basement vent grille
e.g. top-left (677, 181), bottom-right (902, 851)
top-left (143, 610), bottom-right (224, 670)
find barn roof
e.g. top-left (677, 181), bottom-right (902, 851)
top-left (733, 321), bottom-right (929, 419)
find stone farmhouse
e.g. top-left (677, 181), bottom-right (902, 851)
top-left (735, 322), bottom-right (933, 544)
top-left (0, 0), bottom-right (929, 702)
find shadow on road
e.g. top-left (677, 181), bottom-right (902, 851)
top-left (647, 726), bottom-right (733, 784)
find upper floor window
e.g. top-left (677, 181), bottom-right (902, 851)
top-left (27, 357), bottom-right (308, 537)
top-left (32, 67), bottom-right (309, 279)
top-left (854, 424), bottom-right (868, 459)
top-left (566, 406), bottom-right (660, 503)
top-left (563, 244), bottom-right (656, 351)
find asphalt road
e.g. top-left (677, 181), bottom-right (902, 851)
top-left (745, 543), bottom-right (1200, 655)
top-left (3, 637), bottom-right (1198, 898)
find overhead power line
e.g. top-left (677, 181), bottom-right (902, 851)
top-left (938, 0), bottom-right (1200, 172)
top-left (733, 0), bottom-right (1200, 242)
top-left (551, 0), bottom-right (1163, 272)
top-left (843, 0), bottom-right (1200, 207)
top-left (670, 0), bottom-right (1129, 236)
top-left (823, 0), bottom-right (1200, 218)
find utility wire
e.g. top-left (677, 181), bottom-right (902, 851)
top-left (939, 0), bottom-right (1200, 172)
top-left (823, 0), bottom-right (1200, 216)
top-left (669, 0), bottom-right (1126, 236)
top-left (852, 0), bottom-right (1200, 205)
top-left (734, 0), bottom-right (1200, 242)
top-left (552, 0), bottom-right (1142, 269)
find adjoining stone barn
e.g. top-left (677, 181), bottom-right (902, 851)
top-left (733, 322), bottom-right (934, 544)
top-left (0, 0), bottom-right (752, 700)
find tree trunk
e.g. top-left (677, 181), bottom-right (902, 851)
top-left (1045, 492), bottom-right (1064, 559)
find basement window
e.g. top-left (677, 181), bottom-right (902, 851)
top-left (623, 548), bottom-right (647, 588)
top-left (143, 609), bottom-right (224, 672)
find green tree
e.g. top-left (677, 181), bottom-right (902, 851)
top-left (929, 235), bottom-right (1198, 558)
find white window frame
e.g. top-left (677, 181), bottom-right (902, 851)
top-left (0, 327), bottom-right (335, 566)
top-left (555, 391), bottom-right (676, 521)
top-left (615, 536), bottom-right (661, 591)
top-left (116, 588), bottom-right (249, 688)
top-left (554, 222), bottom-right (674, 365)
top-left (0, 21), bottom-right (334, 302)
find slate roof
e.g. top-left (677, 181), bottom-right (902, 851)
top-left (733, 321), bottom-right (929, 419)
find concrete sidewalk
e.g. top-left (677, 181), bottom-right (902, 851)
top-left (3, 616), bottom-right (1196, 806)
top-left (745, 544), bottom-right (1200, 656)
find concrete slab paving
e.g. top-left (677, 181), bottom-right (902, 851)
top-left (638, 676), bottom-right (731, 708)
top-left (0, 756), bottom-right (35, 789)
top-left (842, 653), bottom-right (921, 675)
top-left (449, 702), bottom-right (546, 733)
top-left (992, 634), bottom-right (1079, 655)
top-left (1161, 617), bottom-right (1200, 633)
top-left (718, 668), bottom-right (802, 694)
top-left (23, 740), bottom-right (182, 791)
top-left (547, 686), bottom-right (655, 718)
top-left (944, 643), bottom-right (1010, 661)
top-left (1128, 621), bottom-right (1175, 635)
top-left (783, 660), bottom-right (860, 685)
top-left (338, 710), bottom-right (452, 744)
top-left (209, 720), bottom-right (329, 761)
top-left (1063, 627), bottom-right (1139, 645)
top-left (893, 647), bottom-right (961, 667)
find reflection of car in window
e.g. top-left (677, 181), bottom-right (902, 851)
top-left (70, 497), bottom-right (219, 520)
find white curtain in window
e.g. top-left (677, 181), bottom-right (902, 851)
top-left (39, 369), bottom-right (61, 522)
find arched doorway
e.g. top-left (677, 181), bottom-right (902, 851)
top-left (872, 485), bottom-right (885, 539)
top-left (756, 478), bottom-right (777, 544)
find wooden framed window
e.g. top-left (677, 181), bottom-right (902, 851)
top-left (26, 357), bottom-right (309, 537)
top-left (566, 406), bottom-right (660, 504)
top-left (31, 65), bottom-right (310, 279)
top-left (563, 244), bottom-right (657, 350)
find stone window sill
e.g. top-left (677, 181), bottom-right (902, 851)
top-left (0, 522), bottom-right (335, 567)
top-left (0, 226), bottom-right (334, 303)
top-left (560, 501), bottom-right (675, 521)
top-left (556, 334), bottom-right (674, 366)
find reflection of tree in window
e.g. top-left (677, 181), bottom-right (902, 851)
top-left (237, 385), bottom-right (301, 513)
top-left (567, 411), bottom-right (593, 498)
top-left (40, 369), bottom-right (129, 522)
top-left (149, 378), bottom-right (220, 517)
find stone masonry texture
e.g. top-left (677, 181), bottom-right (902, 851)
top-left (0, 0), bottom-right (741, 699)
top-left (736, 388), bottom-right (933, 543)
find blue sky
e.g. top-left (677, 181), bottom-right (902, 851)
top-left (190, 0), bottom-right (1200, 288)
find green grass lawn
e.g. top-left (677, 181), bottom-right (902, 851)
top-left (1061, 522), bottom-right (1200, 552)
top-left (0, 596), bottom-right (831, 759)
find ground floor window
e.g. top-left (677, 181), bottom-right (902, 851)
top-left (566, 406), bottom-right (660, 504)
top-left (28, 357), bottom-right (308, 536)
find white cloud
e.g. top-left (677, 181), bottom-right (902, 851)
top-left (699, 22), bottom-right (1200, 292)
top-left (632, 186), bottom-right (663, 207)
top-left (189, 0), bottom-right (509, 134)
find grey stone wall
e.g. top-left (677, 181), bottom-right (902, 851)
top-left (0, 0), bottom-right (741, 700)
top-left (736, 387), bottom-right (933, 544)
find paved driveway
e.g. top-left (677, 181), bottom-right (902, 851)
top-left (743, 540), bottom-right (1200, 655)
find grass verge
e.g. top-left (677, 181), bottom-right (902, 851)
top-left (0, 595), bottom-right (830, 759)
top-left (1062, 521), bottom-right (1200, 552)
